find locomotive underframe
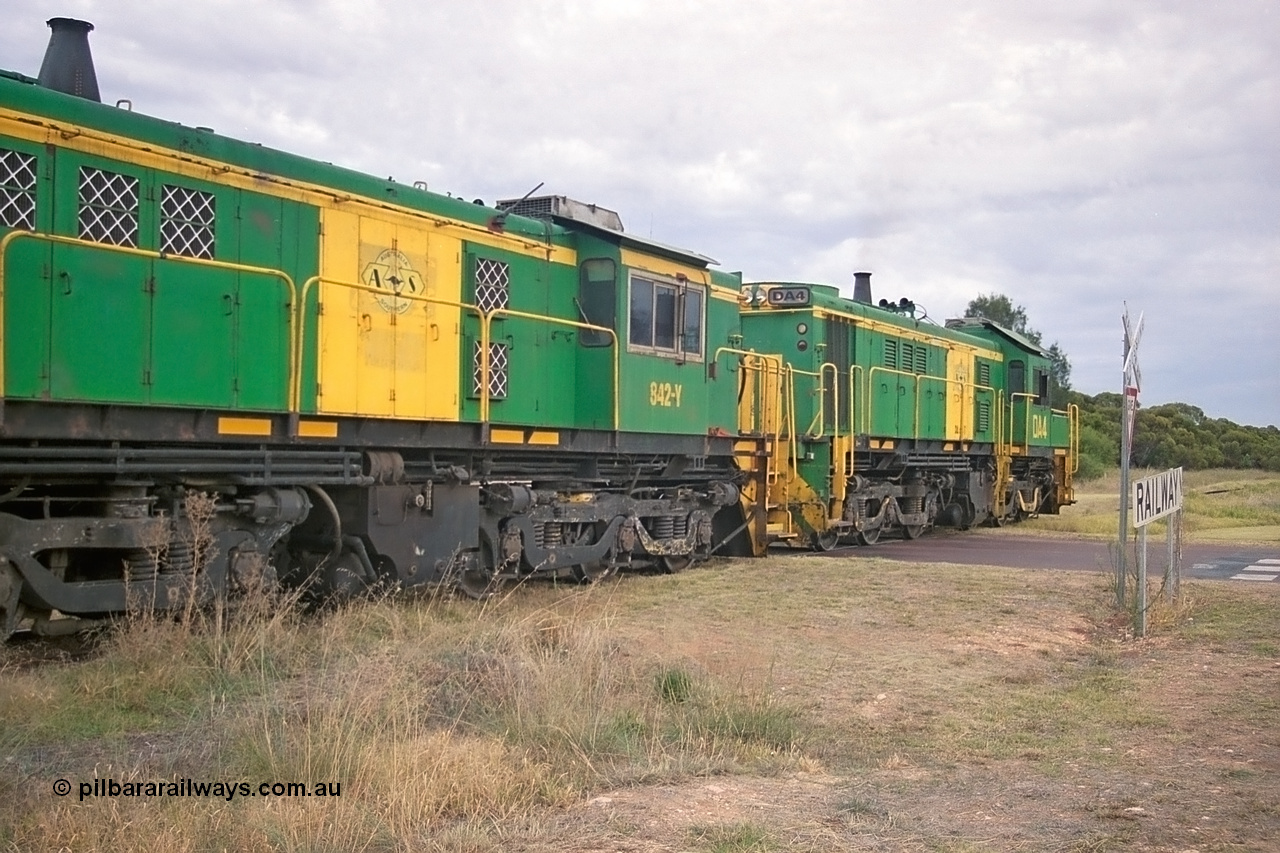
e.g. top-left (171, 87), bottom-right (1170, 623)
top-left (791, 440), bottom-right (1062, 550)
top-left (0, 401), bottom-right (743, 637)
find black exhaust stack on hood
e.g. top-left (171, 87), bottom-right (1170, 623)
top-left (37, 18), bottom-right (100, 102)
top-left (852, 271), bottom-right (873, 305)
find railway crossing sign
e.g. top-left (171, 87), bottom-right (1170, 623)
top-left (1122, 306), bottom-right (1143, 393)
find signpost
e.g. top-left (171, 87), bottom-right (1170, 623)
top-left (1117, 305), bottom-right (1143, 606)
top-left (1130, 467), bottom-right (1183, 637)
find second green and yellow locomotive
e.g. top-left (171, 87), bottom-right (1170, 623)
top-left (725, 275), bottom-right (1077, 553)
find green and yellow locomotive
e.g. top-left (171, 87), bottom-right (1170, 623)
top-left (0, 19), bottom-right (748, 636)
top-left (0, 19), bottom-right (1076, 638)
top-left (726, 277), bottom-right (1077, 554)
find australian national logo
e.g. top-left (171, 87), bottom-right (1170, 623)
top-left (361, 249), bottom-right (424, 314)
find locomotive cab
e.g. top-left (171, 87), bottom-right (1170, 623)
top-left (944, 318), bottom-right (1078, 516)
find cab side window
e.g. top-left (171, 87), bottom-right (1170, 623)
top-left (1008, 360), bottom-right (1025, 398)
top-left (578, 258), bottom-right (616, 346)
top-left (627, 273), bottom-right (704, 361)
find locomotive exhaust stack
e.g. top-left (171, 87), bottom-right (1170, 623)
top-left (853, 271), bottom-right (872, 304)
top-left (37, 17), bottom-right (100, 102)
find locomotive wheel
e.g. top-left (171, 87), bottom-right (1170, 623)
top-left (573, 562), bottom-right (617, 584)
top-left (1, 561), bottom-right (23, 639)
top-left (811, 530), bottom-right (840, 552)
top-left (902, 524), bottom-right (925, 540)
top-left (660, 555), bottom-right (692, 573)
top-left (855, 526), bottom-right (881, 546)
top-left (457, 567), bottom-right (507, 600)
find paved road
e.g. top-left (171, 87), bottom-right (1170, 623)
top-left (804, 531), bottom-right (1280, 583)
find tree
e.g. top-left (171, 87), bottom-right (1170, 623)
top-left (964, 294), bottom-right (1036, 341)
top-left (965, 292), bottom-right (1072, 394)
top-left (1045, 341), bottom-right (1072, 395)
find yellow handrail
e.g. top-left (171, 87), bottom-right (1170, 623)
top-left (712, 347), bottom-right (785, 438)
top-left (1046, 404), bottom-right (1078, 472)
top-left (1063, 403), bottom-right (1080, 475)
top-left (846, 364), bottom-right (865, 436)
top-left (782, 366), bottom-right (799, 473)
top-left (866, 365), bottom-right (922, 438)
top-left (782, 363), bottom-right (827, 438)
top-left (297, 275), bottom-right (480, 415)
top-left (1, 230), bottom-right (297, 409)
top-left (298, 277), bottom-right (620, 431)
top-left (481, 308), bottom-right (619, 430)
top-left (1009, 392), bottom-right (1038, 448)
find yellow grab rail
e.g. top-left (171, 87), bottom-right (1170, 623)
top-left (299, 278), bottom-right (620, 431)
top-left (712, 347), bottom-right (785, 438)
top-left (480, 308), bottom-right (619, 430)
top-left (1009, 392), bottom-right (1038, 448)
top-left (297, 275), bottom-right (479, 415)
top-left (1, 230), bottom-right (297, 410)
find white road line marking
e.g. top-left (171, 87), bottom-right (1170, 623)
top-left (1255, 558), bottom-right (1280, 565)
top-left (1241, 564), bottom-right (1280, 572)
top-left (1230, 573), bottom-right (1278, 581)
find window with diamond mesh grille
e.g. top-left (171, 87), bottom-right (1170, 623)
top-left (473, 257), bottom-right (510, 313)
top-left (0, 148), bottom-right (37, 230)
top-left (472, 340), bottom-right (509, 399)
top-left (78, 166), bottom-right (139, 247)
top-left (160, 184), bottom-right (216, 259)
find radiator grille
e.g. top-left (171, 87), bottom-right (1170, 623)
top-left (78, 166), bottom-right (139, 247)
top-left (0, 148), bottom-right (37, 230)
top-left (160, 185), bottom-right (216, 259)
top-left (472, 341), bottom-right (509, 399)
top-left (474, 257), bottom-right (510, 312)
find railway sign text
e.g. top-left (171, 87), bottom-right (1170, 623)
top-left (1131, 467), bottom-right (1183, 528)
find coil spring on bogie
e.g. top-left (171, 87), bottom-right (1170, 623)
top-left (536, 522), bottom-right (563, 548)
top-left (855, 498), bottom-right (872, 520)
top-left (672, 514), bottom-right (688, 538)
top-left (902, 496), bottom-right (924, 515)
top-left (163, 539), bottom-right (193, 574)
top-left (125, 548), bottom-right (159, 581)
top-left (650, 516), bottom-right (675, 540)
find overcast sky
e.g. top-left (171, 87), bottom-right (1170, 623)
top-left (5, 1), bottom-right (1277, 427)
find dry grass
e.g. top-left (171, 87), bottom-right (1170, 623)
top-left (1020, 468), bottom-right (1280, 542)
top-left (2, 553), bottom-right (1278, 852)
